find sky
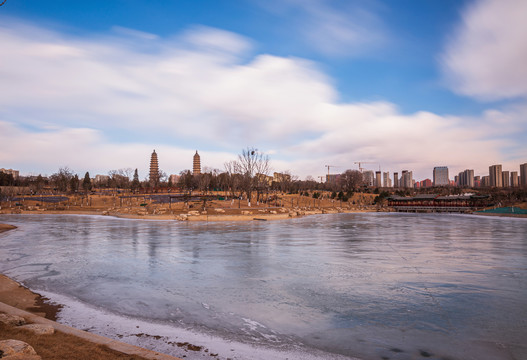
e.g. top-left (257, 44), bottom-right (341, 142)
top-left (0, 0), bottom-right (526, 181)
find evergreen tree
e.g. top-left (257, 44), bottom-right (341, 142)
top-left (131, 169), bottom-right (140, 191)
top-left (82, 172), bottom-right (92, 192)
top-left (70, 174), bottom-right (80, 193)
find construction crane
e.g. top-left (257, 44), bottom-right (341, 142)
top-left (325, 165), bottom-right (341, 176)
top-left (354, 161), bottom-right (378, 172)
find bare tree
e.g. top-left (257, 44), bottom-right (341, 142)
top-left (224, 160), bottom-right (240, 197)
top-left (108, 169), bottom-right (131, 189)
top-left (234, 147), bottom-right (270, 204)
top-left (339, 169), bottom-right (363, 193)
top-left (50, 167), bottom-right (75, 192)
top-left (254, 155), bottom-right (272, 202)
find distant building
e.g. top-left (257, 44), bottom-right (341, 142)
top-left (257, 173), bottom-right (273, 186)
top-left (326, 174), bottom-right (340, 184)
top-left (420, 179), bottom-right (432, 188)
top-left (0, 168), bottom-right (19, 180)
top-left (511, 171), bottom-right (519, 187)
top-left (393, 172), bottom-right (399, 188)
top-left (521, 163), bottom-right (527, 188)
top-left (481, 175), bottom-right (490, 187)
top-left (362, 171), bottom-right (374, 187)
top-left (193, 151), bottom-right (201, 175)
top-left (94, 174), bottom-right (109, 185)
top-left (375, 171), bottom-right (382, 188)
top-left (169, 174), bottom-right (179, 185)
top-left (273, 172), bottom-right (291, 183)
top-left (149, 150), bottom-right (159, 185)
top-left (401, 170), bottom-right (413, 188)
top-left (489, 164), bottom-right (503, 187)
top-left (383, 172), bottom-right (391, 187)
top-left (458, 169), bottom-right (474, 187)
top-left (433, 166), bottom-right (449, 186)
top-left (474, 176), bottom-right (481, 187)
top-left (502, 171), bottom-right (510, 187)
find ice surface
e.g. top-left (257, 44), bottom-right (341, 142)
top-left (1, 213), bottom-right (527, 360)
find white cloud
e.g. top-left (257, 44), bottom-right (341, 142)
top-left (0, 18), bottom-right (525, 181)
top-left (442, 0), bottom-right (527, 100)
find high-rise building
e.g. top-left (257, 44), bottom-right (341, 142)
top-left (375, 171), bottom-right (382, 188)
top-left (481, 175), bottom-right (490, 187)
top-left (193, 151), bottom-right (201, 175)
top-left (393, 172), bottom-right (399, 188)
top-left (326, 174), bottom-right (340, 184)
top-left (489, 164), bottom-right (503, 187)
top-left (383, 172), bottom-right (391, 187)
top-left (149, 150), bottom-right (159, 185)
top-left (363, 171), bottom-right (374, 187)
top-left (521, 163), bottom-right (527, 188)
top-left (502, 171), bottom-right (510, 187)
top-left (433, 166), bottom-right (449, 186)
top-left (511, 171), bottom-right (519, 187)
top-left (458, 169), bottom-right (474, 187)
top-left (401, 170), bottom-right (412, 188)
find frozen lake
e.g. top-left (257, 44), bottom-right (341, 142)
top-left (1, 213), bottom-right (526, 360)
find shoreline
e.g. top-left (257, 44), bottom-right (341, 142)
top-left (0, 207), bottom-right (380, 222)
top-left (3, 208), bottom-right (527, 221)
top-left (0, 275), bottom-right (181, 360)
top-left (0, 224), bottom-right (181, 360)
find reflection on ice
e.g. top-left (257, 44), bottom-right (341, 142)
top-left (1, 213), bottom-right (527, 360)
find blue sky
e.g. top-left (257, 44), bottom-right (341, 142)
top-left (0, 0), bottom-right (526, 181)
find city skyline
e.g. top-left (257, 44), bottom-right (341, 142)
top-left (1, 0), bottom-right (526, 180)
top-left (3, 153), bottom-right (526, 190)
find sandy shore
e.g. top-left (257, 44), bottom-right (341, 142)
top-left (0, 223), bottom-right (17, 233)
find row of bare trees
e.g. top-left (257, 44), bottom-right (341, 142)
top-left (175, 147), bottom-right (272, 203)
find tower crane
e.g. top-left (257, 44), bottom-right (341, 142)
top-left (354, 161), bottom-right (379, 172)
top-left (325, 165), bottom-right (341, 176)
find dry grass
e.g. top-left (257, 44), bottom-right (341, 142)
top-left (0, 322), bottom-right (148, 360)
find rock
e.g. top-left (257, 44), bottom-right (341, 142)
top-left (0, 340), bottom-right (40, 359)
top-left (188, 211), bottom-right (200, 216)
top-left (241, 211), bottom-right (253, 215)
top-left (214, 208), bottom-right (225, 213)
top-left (0, 314), bottom-right (26, 326)
top-left (270, 210), bottom-right (277, 214)
top-left (201, 211), bottom-right (207, 215)
top-left (19, 324), bottom-right (55, 335)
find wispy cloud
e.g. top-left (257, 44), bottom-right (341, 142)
top-left (254, 0), bottom-right (388, 57)
top-left (0, 17), bottom-right (525, 179)
top-left (441, 0), bottom-right (527, 101)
